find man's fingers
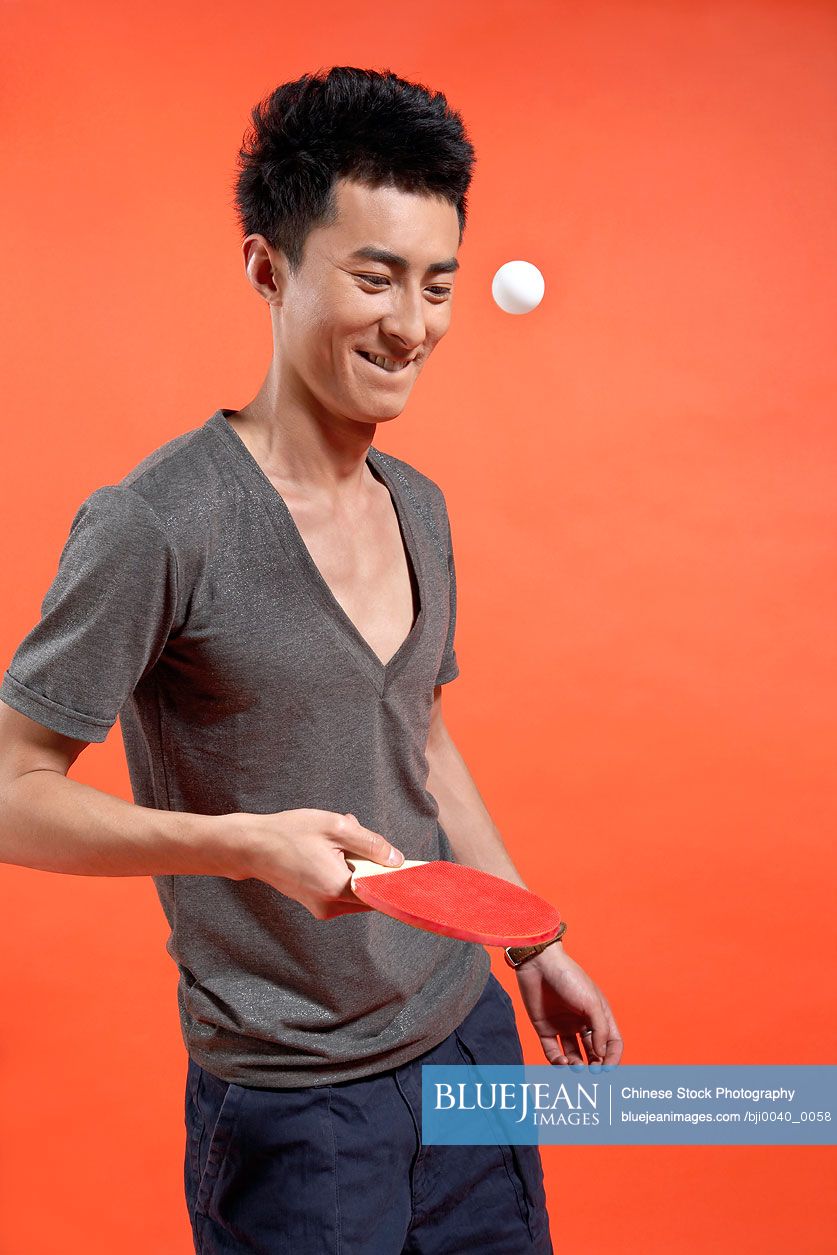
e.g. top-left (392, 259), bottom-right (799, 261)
top-left (327, 899), bottom-right (374, 916)
top-left (340, 813), bottom-right (404, 866)
top-left (539, 1035), bottom-right (569, 1065)
top-left (593, 996), bottom-right (624, 1066)
top-left (580, 1034), bottom-right (604, 1064)
top-left (602, 1024), bottom-right (624, 1067)
top-left (334, 886), bottom-right (376, 910)
top-left (583, 1007), bottom-right (610, 1064)
top-left (557, 1033), bottom-right (585, 1066)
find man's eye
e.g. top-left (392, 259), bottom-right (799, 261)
top-left (357, 275), bottom-right (451, 299)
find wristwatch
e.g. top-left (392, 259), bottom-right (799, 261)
top-left (503, 920), bottom-right (567, 969)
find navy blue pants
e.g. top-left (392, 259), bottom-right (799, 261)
top-left (184, 972), bottom-right (554, 1253)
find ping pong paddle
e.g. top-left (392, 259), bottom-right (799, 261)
top-left (344, 856), bottom-right (561, 947)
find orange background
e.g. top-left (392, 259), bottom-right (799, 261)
top-left (1, 1), bottom-right (835, 1251)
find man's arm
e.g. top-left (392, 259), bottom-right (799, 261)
top-left (0, 702), bottom-right (240, 877)
top-left (426, 687), bottom-right (623, 1068)
top-left (425, 686), bottom-right (542, 895)
top-left (0, 703), bottom-right (403, 922)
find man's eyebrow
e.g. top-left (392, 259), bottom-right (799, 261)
top-left (347, 246), bottom-right (460, 275)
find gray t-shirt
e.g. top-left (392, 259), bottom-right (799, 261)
top-left (1, 408), bottom-right (490, 1086)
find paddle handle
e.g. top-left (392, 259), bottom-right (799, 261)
top-left (344, 856), bottom-right (428, 884)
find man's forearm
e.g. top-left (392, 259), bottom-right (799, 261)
top-left (425, 726), bottom-right (528, 888)
top-left (0, 769), bottom-right (238, 878)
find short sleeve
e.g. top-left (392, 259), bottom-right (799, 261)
top-left (434, 496), bottom-right (460, 687)
top-left (0, 485), bottom-right (180, 743)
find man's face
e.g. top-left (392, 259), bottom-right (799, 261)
top-left (270, 177), bottom-right (461, 424)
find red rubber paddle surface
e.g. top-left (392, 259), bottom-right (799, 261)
top-left (349, 860), bottom-right (562, 946)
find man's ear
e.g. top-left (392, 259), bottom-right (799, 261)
top-left (242, 235), bottom-right (287, 307)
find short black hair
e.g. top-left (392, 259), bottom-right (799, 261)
top-left (231, 66), bottom-right (476, 276)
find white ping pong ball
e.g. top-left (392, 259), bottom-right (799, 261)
top-left (491, 260), bottom-right (545, 314)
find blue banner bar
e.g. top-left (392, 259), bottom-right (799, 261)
top-left (421, 1065), bottom-right (837, 1145)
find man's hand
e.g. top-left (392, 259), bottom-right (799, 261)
top-left (512, 944), bottom-right (624, 1068)
top-left (224, 808), bottom-right (404, 919)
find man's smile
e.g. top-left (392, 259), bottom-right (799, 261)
top-left (355, 349), bottom-right (416, 374)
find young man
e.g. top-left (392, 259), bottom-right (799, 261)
top-left (0, 67), bottom-right (622, 1251)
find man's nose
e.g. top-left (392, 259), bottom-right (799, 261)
top-left (380, 290), bottom-right (427, 351)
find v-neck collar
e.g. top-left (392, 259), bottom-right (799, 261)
top-left (205, 408), bottom-right (427, 697)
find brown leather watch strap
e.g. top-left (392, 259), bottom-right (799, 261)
top-left (503, 919), bottom-right (567, 968)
